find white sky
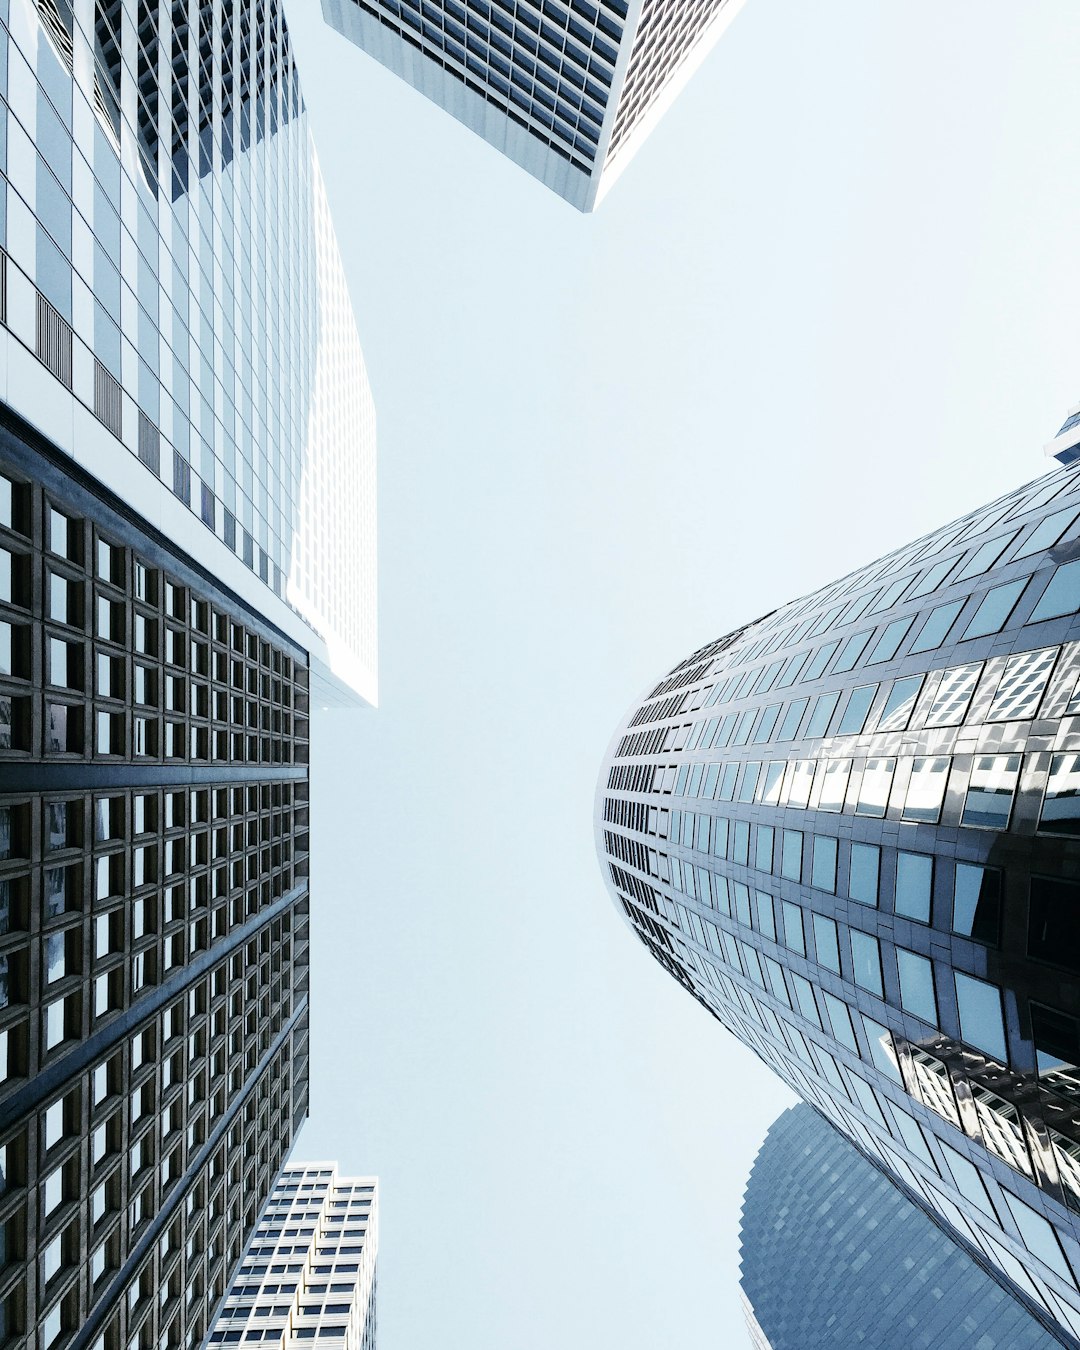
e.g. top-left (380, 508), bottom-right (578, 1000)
top-left (284, 2), bottom-right (1080, 1345)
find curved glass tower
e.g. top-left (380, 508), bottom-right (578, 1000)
top-left (596, 454), bottom-right (1080, 1343)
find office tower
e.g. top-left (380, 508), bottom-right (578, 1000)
top-left (0, 0), bottom-right (378, 708)
top-left (0, 420), bottom-right (311, 1349)
top-left (740, 1104), bottom-right (1062, 1348)
top-left (321, 0), bottom-right (745, 211)
top-left (595, 450), bottom-right (1080, 1342)
top-left (208, 1164), bottom-right (378, 1349)
top-left (0, 0), bottom-right (372, 1343)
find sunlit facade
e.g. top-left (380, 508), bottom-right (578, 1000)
top-left (0, 0), bottom-right (377, 707)
top-left (208, 1164), bottom-right (377, 1349)
top-left (741, 1104), bottom-right (1063, 1348)
top-left (320, 0), bottom-right (745, 210)
top-left (596, 451), bottom-right (1080, 1342)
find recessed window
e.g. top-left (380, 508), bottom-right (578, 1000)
top-left (962, 578), bottom-right (1028, 640)
top-left (895, 851), bottom-right (933, 923)
top-left (849, 843), bottom-right (880, 907)
top-left (954, 971), bottom-right (1007, 1062)
top-left (896, 948), bottom-right (937, 1022)
top-left (810, 836), bottom-right (837, 893)
top-left (1029, 558), bottom-right (1080, 624)
top-left (960, 753), bottom-right (1020, 830)
top-left (1028, 876), bottom-right (1080, 974)
top-left (851, 930), bottom-right (883, 996)
top-left (902, 756), bottom-right (950, 824)
top-left (1039, 753), bottom-right (1080, 836)
top-left (836, 684), bottom-right (877, 736)
top-left (909, 598), bottom-right (964, 654)
top-left (987, 646), bottom-right (1058, 721)
top-left (925, 663), bottom-right (981, 728)
top-left (876, 675), bottom-right (923, 732)
top-left (812, 913), bottom-right (840, 974)
top-left (856, 757), bottom-right (894, 818)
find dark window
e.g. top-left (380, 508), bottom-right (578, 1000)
top-left (1028, 876), bottom-right (1080, 974)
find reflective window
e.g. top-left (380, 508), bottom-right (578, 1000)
top-left (836, 684), bottom-right (877, 736)
top-left (777, 698), bottom-right (809, 741)
top-left (751, 703), bottom-right (781, 743)
top-left (755, 891), bottom-right (775, 941)
top-left (954, 971), bottom-right (1007, 1062)
top-left (1013, 504), bottom-right (1080, 560)
top-left (815, 759), bottom-right (851, 814)
top-left (780, 830), bottom-right (803, 881)
top-left (960, 753), bottom-right (1020, 829)
top-left (1039, 753), bottom-right (1080, 836)
top-left (876, 675), bottom-right (923, 732)
top-left (1029, 558), bottom-right (1080, 624)
top-left (801, 642), bottom-right (839, 683)
top-left (897, 948), bottom-right (937, 1022)
top-left (856, 758), bottom-right (895, 818)
top-left (754, 825), bottom-right (773, 873)
top-left (833, 631), bottom-right (872, 674)
top-left (867, 576), bottom-right (911, 615)
top-left (811, 836), bottom-right (837, 893)
top-left (782, 901), bottom-right (805, 956)
top-left (823, 991), bottom-right (858, 1051)
top-left (895, 851), bottom-right (932, 923)
top-left (760, 762), bottom-right (785, 806)
top-left (1027, 876), bottom-right (1080, 975)
top-left (909, 598), bottom-right (964, 654)
top-left (961, 578), bottom-right (1028, 639)
top-left (866, 616), bottom-right (913, 664)
top-left (954, 531), bottom-right (1018, 582)
top-left (902, 756), bottom-right (950, 824)
top-left (790, 972), bottom-right (821, 1027)
top-left (849, 843), bottom-right (880, 907)
top-left (804, 691), bottom-right (839, 738)
top-left (952, 862), bottom-right (1002, 942)
top-left (851, 930), bottom-right (883, 995)
top-left (925, 663), bottom-right (981, 728)
top-left (785, 760), bottom-right (815, 810)
top-left (812, 913), bottom-right (841, 974)
top-left (987, 646), bottom-right (1058, 721)
top-left (862, 1014), bottom-right (902, 1082)
top-left (908, 556), bottom-right (956, 600)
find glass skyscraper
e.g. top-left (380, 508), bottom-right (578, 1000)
top-left (321, 0), bottom-right (744, 210)
top-left (741, 1104), bottom-right (1062, 1348)
top-left (595, 444), bottom-right (1080, 1342)
top-left (0, 0), bottom-right (373, 1343)
top-left (207, 1164), bottom-right (377, 1349)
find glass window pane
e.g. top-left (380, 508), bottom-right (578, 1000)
top-left (790, 972), bottom-right (821, 1027)
top-left (961, 753), bottom-right (1020, 829)
top-left (897, 948), bottom-right (937, 1022)
top-left (755, 891), bottom-right (775, 941)
top-left (902, 756), bottom-right (950, 824)
top-left (824, 992), bottom-right (858, 1051)
top-left (952, 862), bottom-right (1002, 945)
top-left (785, 760), bottom-right (815, 810)
top-left (782, 901), bottom-right (805, 955)
top-left (954, 971), bottom-right (1007, 1062)
top-left (895, 851), bottom-right (932, 922)
top-left (836, 684), bottom-right (877, 735)
top-left (987, 646), bottom-right (1058, 721)
top-left (962, 578), bottom-right (1028, 639)
top-left (801, 642), bottom-right (839, 683)
top-left (862, 1015), bottom-right (902, 1082)
top-left (777, 698), bottom-right (809, 741)
top-left (754, 825), bottom-right (773, 872)
top-left (849, 842), bottom-right (880, 906)
top-left (804, 691), bottom-right (840, 738)
top-left (816, 759), bottom-right (851, 813)
top-left (909, 556), bottom-right (957, 600)
top-left (876, 675), bottom-right (923, 732)
top-left (812, 913), bottom-right (841, 973)
top-left (867, 616), bottom-right (913, 664)
top-left (955, 532), bottom-right (1018, 582)
top-left (910, 599), bottom-right (964, 654)
top-left (760, 762), bottom-right (785, 806)
top-left (1029, 557), bottom-right (1080, 624)
top-left (1026, 876), bottom-right (1080, 975)
top-left (1039, 753), bottom-right (1080, 836)
top-left (751, 704), bottom-right (781, 743)
top-left (856, 757), bottom-right (895, 817)
top-left (1013, 505), bottom-right (1080, 560)
top-left (834, 631), bottom-right (872, 674)
top-left (781, 830), bottom-right (802, 881)
top-left (811, 836), bottom-right (837, 892)
top-left (851, 930), bottom-right (883, 994)
top-left (925, 664), bottom-right (981, 728)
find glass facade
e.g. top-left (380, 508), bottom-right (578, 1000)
top-left (208, 1164), bottom-right (377, 1349)
top-left (596, 453), bottom-right (1080, 1343)
top-left (320, 0), bottom-right (742, 210)
top-left (740, 1104), bottom-right (1062, 1348)
top-left (0, 418), bottom-right (311, 1349)
top-left (0, 0), bottom-right (377, 705)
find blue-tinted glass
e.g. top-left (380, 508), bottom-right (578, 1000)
top-left (812, 913), bottom-right (840, 974)
top-left (836, 684), bottom-right (876, 735)
top-left (782, 901), bottom-right (804, 955)
top-left (955, 532), bottom-right (1018, 582)
top-left (851, 931), bottom-right (883, 995)
top-left (953, 863), bottom-right (1001, 944)
top-left (801, 641), bottom-right (839, 683)
top-left (1028, 558), bottom-right (1080, 624)
top-left (849, 842), bottom-right (880, 906)
top-left (867, 616), bottom-right (913, 664)
top-left (896, 948), bottom-right (937, 1022)
top-left (804, 691), bottom-right (839, 738)
top-left (876, 674), bottom-right (922, 732)
top-left (1013, 505), bottom-right (1080, 560)
top-left (962, 578), bottom-right (1028, 639)
top-left (833, 631), bottom-right (871, 674)
top-left (908, 556), bottom-right (956, 599)
top-left (824, 992), bottom-right (858, 1051)
top-left (810, 835), bottom-right (837, 892)
top-left (1038, 752), bottom-right (1080, 835)
top-left (754, 826), bottom-right (773, 872)
top-left (777, 698), bottom-right (808, 741)
top-left (954, 972), bottom-right (1007, 1061)
top-left (751, 704), bottom-right (781, 743)
top-left (895, 852), bottom-right (932, 922)
top-left (781, 830), bottom-right (802, 881)
top-left (862, 1015), bottom-right (902, 1082)
top-left (755, 891), bottom-right (775, 940)
top-left (961, 753), bottom-right (1020, 830)
top-left (909, 598), bottom-right (964, 653)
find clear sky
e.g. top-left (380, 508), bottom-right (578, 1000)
top-left (283, 3), bottom-right (1080, 1345)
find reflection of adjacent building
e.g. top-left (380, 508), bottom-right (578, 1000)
top-left (207, 1164), bottom-right (378, 1349)
top-left (321, 0), bottom-right (746, 211)
top-left (740, 1104), bottom-right (1063, 1348)
top-left (1, 0), bottom-right (377, 706)
top-left (595, 421), bottom-right (1080, 1343)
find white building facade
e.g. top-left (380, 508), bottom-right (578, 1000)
top-left (321, 0), bottom-right (745, 210)
top-left (207, 1164), bottom-right (378, 1349)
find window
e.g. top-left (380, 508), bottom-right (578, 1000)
top-left (952, 864), bottom-right (1002, 944)
top-left (861, 1015), bottom-right (902, 1082)
top-left (909, 556), bottom-right (956, 600)
top-left (955, 532), bottom-right (1018, 582)
top-left (801, 642), bottom-right (839, 683)
top-left (909, 598), bottom-right (964, 654)
top-left (1040, 753), bottom-right (1080, 836)
top-left (925, 663), bottom-right (981, 727)
top-left (902, 756), bottom-right (950, 824)
top-left (755, 892), bottom-right (775, 940)
top-left (961, 578), bottom-right (1028, 639)
top-left (812, 913), bottom-right (840, 974)
top-left (866, 616), bottom-right (912, 664)
top-left (780, 830), bottom-right (802, 881)
top-left (823, 991), bottom-right (858, 1051)
top-left (896, 949), bottom-right (937, 1022)
top-left (895, 852), bottom-right (932, 923)
top-left (785, 760), bottom-right (815, 809)
top-left (833, 630), bottom-right (872, 674)
top-left (782, 901), bottom-right (805, 956)
top-left (804, 692), bottom-right (839, 738)
top-left (856, 757), bottom-right (894, 818)
top-left (1029, 558), bottom-right (1080, 624)
top-left (876, 675), bottom-right (923, 732)
top-left (836, 684), bottom-right (877, 735)
top-left (811, 836), bottom-right (837, 892)
top-left (960, 754), bottom-right (1020, 829)
top-left (1014, 504), bottom-right (1079, 559)
top-left (954, 971), bottom-right (1007, 1061)
top-left (816, 759), bottom-right (850, 813)
top-left (754, 826), bottom-right (773, 872)
top-left (851, 930), bottom-right (883, 995)
top-left (1028, 876), bottom-right (1080, 975)
top-left (849, 843), bottom-right (880, 907)
top-left (777, 698), bottom-right (808, 741)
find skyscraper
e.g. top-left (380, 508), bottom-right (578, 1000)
top-left (207, 1164), bottom-right (377, 1349)
top-left (0, 0), bottom-right (377, 708)
top-left (321, 0), bottom-right (745, 211)
top-left (740, 1104), bottom-right (1063, 1348)
top-left (595, 448), bottom-right (1080, 1342)
top-left (0, 0), bottom-right (373, 1342)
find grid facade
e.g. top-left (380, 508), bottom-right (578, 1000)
top-left (595, 454), bottom-right (1080, 1344)
top-left (0, 413), bottom-right (311, 1350)
top-left (208, 1164), bottom-right (377, 1349)
top-left (0, 0), bottom-right (377, 705)
top-left (741, 1104), bottom-right (1062, 1348)
top-left (320, 0), bottom-right (741, 211)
